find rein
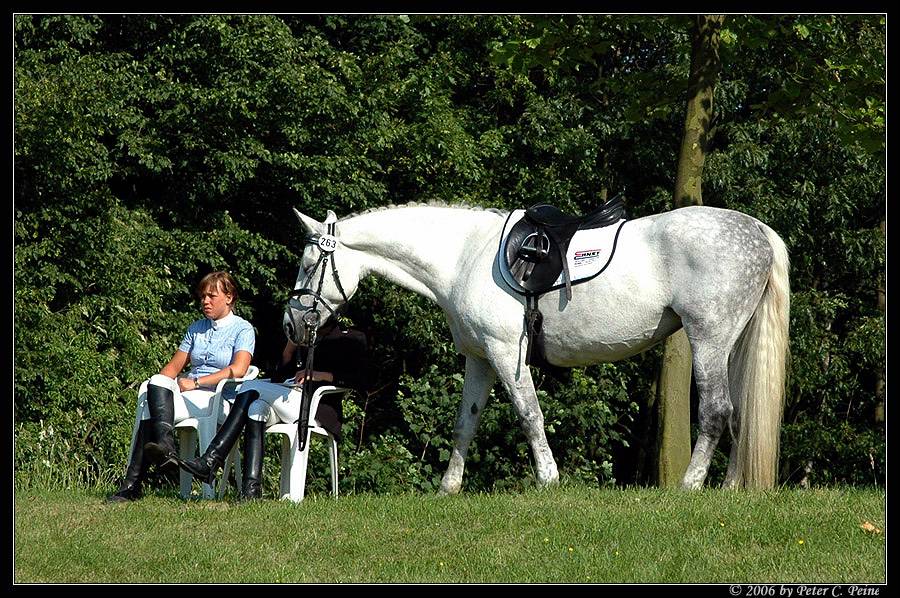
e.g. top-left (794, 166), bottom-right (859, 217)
top-left (284, 219), bottom-right (349, 451)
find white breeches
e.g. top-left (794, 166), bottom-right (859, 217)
top-left (141, 374), bottom-right (219, 423)
top-left (238, 379), bottom-right (303, 425)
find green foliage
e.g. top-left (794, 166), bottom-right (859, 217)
top-left (15, 14), bottom-right (884, 493)
top-left (719, 15), bottom-right (885, 156)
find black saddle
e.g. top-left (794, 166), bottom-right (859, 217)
top-left (505, 194), bottom-right (627, 299)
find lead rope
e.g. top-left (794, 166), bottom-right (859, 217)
top-left (297, 323), bottom-right (318, 451)
top-left (296, 221), bottom-right (346, 451)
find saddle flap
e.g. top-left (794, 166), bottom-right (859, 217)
top-left (504, 219), bottom-right (565, 292)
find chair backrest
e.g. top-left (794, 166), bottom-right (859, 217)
top-left (213, 365), bottom-right (260, 399)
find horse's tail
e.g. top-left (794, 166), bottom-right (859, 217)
top-left (729, 222), bottom-right (790, 489)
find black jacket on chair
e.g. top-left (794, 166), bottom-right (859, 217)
top-left (277, 326), bottom-right (368, 440)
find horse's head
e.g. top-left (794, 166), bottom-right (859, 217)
top-left (284, 208), bottom-right (362, 346)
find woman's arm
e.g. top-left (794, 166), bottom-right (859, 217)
top-left (327, 330), bottom-right (368, 392)
top-left (288, 332), bottom-right (367, 387)
top-left (160, 351), bottom-right (190, 379)
top-left (181, 350), bottom-right (253, 392)
top-left (281, 339), bottom-right (298, 368)
top-left (272, 340), bottom-right (298, 381)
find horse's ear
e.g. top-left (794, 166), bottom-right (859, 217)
top-left (293, 208), bottom-right (323, 234)
top-left (325, 210), bottom-right (338, 224)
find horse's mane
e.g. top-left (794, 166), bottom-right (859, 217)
top-left (341, 201), bottom-right (508, 220)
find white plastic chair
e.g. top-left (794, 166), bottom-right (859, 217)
top-left (254, 385), bottom-right (350, 502)
top-left (128, 365), bottom-right (259, 499)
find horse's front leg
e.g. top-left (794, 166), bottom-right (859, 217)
top-left (439, 355), bottom-right (497, 495)
top-left (487, 342), bottom-right (559, 489)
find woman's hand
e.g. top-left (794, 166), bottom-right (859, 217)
top-left (290, 370), bottom-right (335, 385)
top-left (177, 376), bottom-right (199, 393)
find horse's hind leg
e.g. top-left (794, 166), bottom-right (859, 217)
top-left (681, 340), bottom-right (734, 490)
top-left (723, 443), bottom-right (741, 489)
top-left (439, 355), bottom-right (496, 495)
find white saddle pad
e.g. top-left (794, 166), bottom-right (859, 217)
top-left (497, 210), bottom-right (626, 295)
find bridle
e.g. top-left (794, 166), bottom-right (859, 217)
top-left (282, 216), bottom-right (350, 451)
top-left (283, 218), bottom-right (349, 348)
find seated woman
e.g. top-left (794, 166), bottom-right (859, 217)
top-left (174, 318), bottom-right (367, 499)
top-left (107, 271), bottom-right (255, 502)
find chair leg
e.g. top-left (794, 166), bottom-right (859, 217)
top-left (288, 429), bottom-right (311, 503)
top-left (219, 445), bottom-right (241, 500)
top-left (197, 421), bottom-right (217, 499)
top-left (232, 446), bottom-right (243, 496)
top-left (301, 429), bottom-right (317, 502)
top-left (328, 434), bottom-right (339, 497)
top-left (279, 434), bottom-right (292, 500)
top-left (274, 427), bottom-right (336, 503)
top-left (177, 429), bottom-right (196, 499)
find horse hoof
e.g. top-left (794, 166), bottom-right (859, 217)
top-left (438, 481), bottom-right (462, 496)
top-left (681, 479), bottom-right (704, 491)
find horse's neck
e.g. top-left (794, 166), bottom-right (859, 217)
top-left (342, 207), bottom-right (500, 306)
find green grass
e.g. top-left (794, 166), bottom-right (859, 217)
top-left (14, 485), bottom-right (885, 583)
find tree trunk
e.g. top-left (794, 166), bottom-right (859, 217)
top-left (654, 15), bottom-right (724, 487)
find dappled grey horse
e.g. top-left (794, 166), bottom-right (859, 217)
top-left (286, 202), bottom-right (789, 492)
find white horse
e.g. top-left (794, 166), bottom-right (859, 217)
top-left (289, 202), bottom-right (790, 492)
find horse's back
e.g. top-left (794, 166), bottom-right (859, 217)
top-left (650, 205), bottom-right (770, 244)
top-left (647, 206), bottom-right (774, 282)
top-left (534, 206), bottom-right (776, 366)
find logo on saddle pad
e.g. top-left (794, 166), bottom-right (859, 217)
top-left (573, 248), bottom-right (603, 267)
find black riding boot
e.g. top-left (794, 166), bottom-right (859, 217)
top-left (176, 390), bottom-right (258, 486)
top-left (241, 419), bottom-right (265, 500)
top-left (107, 420), bottom-right (150, 502)
top-left (143, 384), bottom-right (177, 466)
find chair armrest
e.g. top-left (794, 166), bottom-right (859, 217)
top-left (312, 385), bottom-right (352, 398)
top-left (208, 365), bottom-right (261, 422)
top-left (213, 365), bottom-right (261, 394)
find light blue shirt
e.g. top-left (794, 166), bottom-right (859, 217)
top-left (178, 312), bottom-right (255, 378)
